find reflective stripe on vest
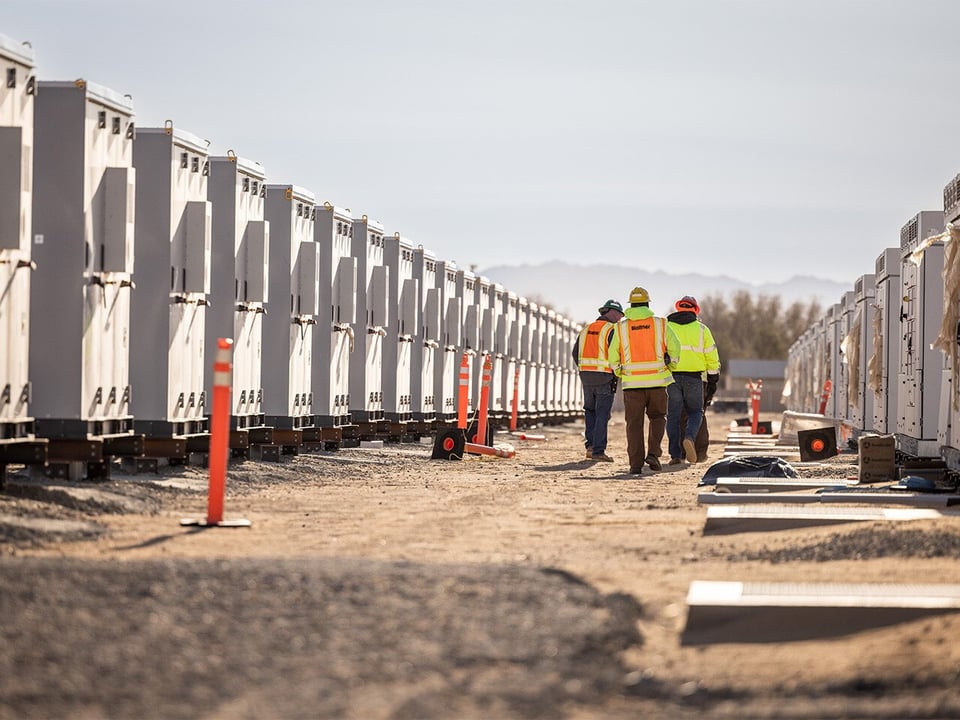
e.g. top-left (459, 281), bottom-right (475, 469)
top-left (618, 316), bottom-right (673, 388)
top-left (577, 320), bottom-right (614, 373)
top-left (679, 324), bottom-right (705, 354)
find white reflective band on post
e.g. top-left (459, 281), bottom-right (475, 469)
top-left (213, 339), bottom-right (233, 387)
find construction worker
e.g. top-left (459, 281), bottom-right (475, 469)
top-left (573, 299), bottom-right (624, 462)
top-left (608, 287), bottom-right (680, 475)
top-left (666, 295), bottom-right (720, 464)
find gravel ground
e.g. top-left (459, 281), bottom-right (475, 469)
top-left (0, 558), bottom-right (643, 720)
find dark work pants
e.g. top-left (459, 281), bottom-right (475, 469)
top-left (679, 382), bottom-right (710, 461)
top-left (622, 386), bottom-right (668, 471)
top-left (582, 381), bottom-right (615, 455)
top-left (666, 375), bottom-right (704, 460)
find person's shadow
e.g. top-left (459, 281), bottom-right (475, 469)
top-left (535, 461), bottom-right (596, 471)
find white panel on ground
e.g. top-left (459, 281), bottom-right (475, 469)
top-left (683, 580), bottom-right (960, 644)
top-left (703, 504), bottom-right (952, 534)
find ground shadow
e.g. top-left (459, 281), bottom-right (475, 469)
top-left (112, 526), bottom-right (208, 551)
top-left (535, 461), bottom-right (600, 472)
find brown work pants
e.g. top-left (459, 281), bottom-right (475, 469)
top-left (623, 386), bottom-right (668, 471)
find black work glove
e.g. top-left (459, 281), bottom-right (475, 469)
top-left (610, 376), bottom-right (619, 393)
top-left (704, 379), bottom-right (718, 407)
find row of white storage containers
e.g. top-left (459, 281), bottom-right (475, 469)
top-left (784, 196), bottom-right (960, 469)
top-left (0, 33), bottom-right (582, 462)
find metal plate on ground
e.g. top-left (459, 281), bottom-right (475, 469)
top-left (704, 505), bottom-right (954, 534)
top-left (682, 580), bottom-right (960, 644)
top-left (714, 477), bottom-right (856, 492)
top-left (699, 490), bottom-right (960, 508)
top-left (699, 491), bottom-right (820, 505)
top-left (818, 490), bottom-right (960, 507)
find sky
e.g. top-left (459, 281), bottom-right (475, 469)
top-left (5, 0), bottom-right (960, 287)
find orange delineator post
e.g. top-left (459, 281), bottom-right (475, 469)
top-left (457, 351), bottom-right (470, 430)
top-left (180, 338), bottom-right (250, 528)
top-left (818, 379), bottom-right (833, 415)
top-left (749, 379), bottom-right (763, 435)
top-left (509, 366), bottom-right (520, 431)
top-left (474, 354), bottom-right (492, 444)
top-left (207, 338), bottom-right (233, 525)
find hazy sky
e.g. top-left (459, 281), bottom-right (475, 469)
top-left (6, 1), bottom-right (959, 286)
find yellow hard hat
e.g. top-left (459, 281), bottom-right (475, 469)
top-left (629, 286), bottom-right (650, 304)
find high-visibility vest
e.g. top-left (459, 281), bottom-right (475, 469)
top-left (669, 320), bottom-right (720, 374)
top-left (577, 320), bottom-right (615, 373)
top-left (616, 315), bottom-right (673, 389)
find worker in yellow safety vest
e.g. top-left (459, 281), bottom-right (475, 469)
top-left (572, 299), bottom-right (624, 462)
top-left (608, 287), bottom-right (680, 475)
top-left (666, 295), bottom-right (721, 464)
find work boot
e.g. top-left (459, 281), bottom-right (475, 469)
top-left (683, 438), bottom-right (698, 464)
top-left (591, 453), bottom-right (614, 462)
top-left (667, 457), bottom-right (683, 466)
top-left (645, 454), bottom-right (661, 471)
top-left (697, 453), bottom-right (709, 463)
top-left (585, 447), bottom-right (593, 460)
top-left (629, 467), bottom-right (643, 475)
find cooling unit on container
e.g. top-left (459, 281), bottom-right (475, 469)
top-left (130, 124), bottom-right (212, 458)
top-left (541, 307), bottom-right (557, 416)
top-left (206, 152), bottom-right (272, 440)
top-left (794, 326), bottom-right (817, 414)
top-left (0, 33), bottom-right (38, 456)
top-left (0, 34), bottom-right (47, 481)
top-left (870, 247), bottom-right (902, 433)
top-left (823, 303), bottom-right (843, 420)
top-left (349, 215), bottom-right (388, 423)
top-left (560, 317), bottom-right (576, 418)
top-left (835, 290), bottom-right (856, 424)
top-left (455, 269), bottom-right (480, 414)
top-left (313, 203), bottom-right (356, 428)
top-left (412, 246), bottom-right (439, 423)
top-left (433, 259), bottom-right (460, 422)
top-left (263, 183), bottom-right (319, 436)
top-left (470, 275), bottom-right (495, 417)
top-left (523, 300), bottom-right (542, 420)
top-left (500, 290), bottom-right (520, 423)
top-left (383, 232), bottom-right (417, 424)
top-left (486, 282), bottom-right (506, 418)
top-left (30, 79), bottom-right (140, 466)
top-left (848, 274), bottom-right (876, 434)
top-left (895, 210), bottom-right (945, 458)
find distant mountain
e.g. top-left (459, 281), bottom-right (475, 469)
top-left (479, 261), bottom-right (849, 324)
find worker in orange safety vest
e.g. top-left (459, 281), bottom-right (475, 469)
top-left (572, 299), bottom-right (624, 462)
top-left (607, 287), bottom-right (680, 475)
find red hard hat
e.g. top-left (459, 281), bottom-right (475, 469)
top-left (675, 295), bottom-right (700, 314)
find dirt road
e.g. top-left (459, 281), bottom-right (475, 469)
top-left (2, 411), bottom-right (960, 719)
